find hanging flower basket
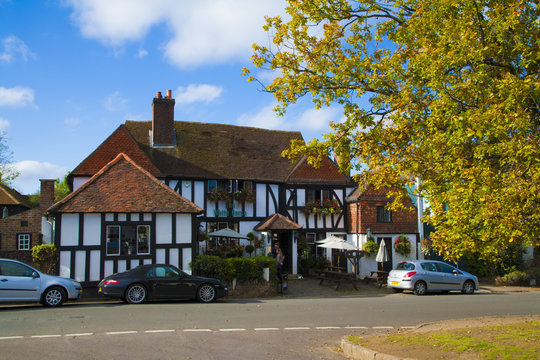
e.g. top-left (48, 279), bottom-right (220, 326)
top-left (208, 189), bottom-right (229, 202)
top-left (302, 198), bottom-right (342, 216)
top-left (362, 240), bottom-right (378, 256)
top-left (233, 188), bottom-right (255, 202)
top-left (394, 235), bottom-right (411, 256)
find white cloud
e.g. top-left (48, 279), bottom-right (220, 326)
top-left (0, 35), bottom-right (36, 64)
top-left (236, 103), bottom-right (288, 130)
top-left (0, 117), bottom-right (10, 131)
top-left (0, 86), bottom-right (35, 107)
top-left (64, 117), bottom-right (81, 127)
top-left (66, 0), bottom-right (286, 69)
top-left (104, 91), bottom-right (129, 111)
top-left (137, 49), bottom-right (148, 58)
top-left (297, 107), bottom-right (344, 131)
top-left (237, 102), bottom-right (341, 134)
top-left (12, 161), bottom-right (68, 194)
top-left (175, 84), bottom-right (223, 105)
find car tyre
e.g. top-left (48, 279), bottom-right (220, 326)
top-left (462, 280), bottom-right (475, 294)
top-left (42, 286), bottom-right (66, 307)
top-left (125, 284), bottom-right (147, 304)
top-left (197, 284), bottom-right (216, 303)
top-left (413, 281), bottom-right (427, 295)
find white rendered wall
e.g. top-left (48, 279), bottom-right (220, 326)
top-left (156, 214), bottom-right (172, 244)
top-left (72, 177), bottom-right (90, 191)
top-left (60, 214), bottom-right (79, 246)
top-left (83, 214), bottom-right (101, 246)
top-left (175, 214), bottom-right (192, 244)
top-left (60, 251), bottom-right (71, 278)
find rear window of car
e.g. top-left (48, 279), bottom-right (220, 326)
top-left (396, 262), bottom-right (415, 270)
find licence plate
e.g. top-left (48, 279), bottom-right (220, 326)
top-left (391, 281), bottom-right (399, 286)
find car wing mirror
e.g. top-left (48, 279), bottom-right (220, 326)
top-left (32, 271), bottom-right (39, 278)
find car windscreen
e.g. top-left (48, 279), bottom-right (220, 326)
top-left (396, 262), bottom-right (415, 270)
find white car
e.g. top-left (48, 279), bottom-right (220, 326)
top-left (387, 260), bottom-right (479, 295)
top-left (0, 258), bottom-right (82, 306)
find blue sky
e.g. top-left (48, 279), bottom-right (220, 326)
top-left (0, 0), bottom-right (343, 194)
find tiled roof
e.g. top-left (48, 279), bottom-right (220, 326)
top-left (124, 121), bottom-right (306, 181)
top-left (70, 119), bottom-right (352, 185)
top-left (286, 156), bottom-right (350, 185)
top-left (48, 153), bottom-right (202, 214)
top-left (255, 213), bottom-right (302, 231)
top-left (69, 125), bottom-right (163, 179)
top-left (0, 183), bottom-right (32, 208)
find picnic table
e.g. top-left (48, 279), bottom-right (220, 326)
top-left (318, 270), bottom-right (358, 290)
top-left (364, 270), bottom-right (389, 287)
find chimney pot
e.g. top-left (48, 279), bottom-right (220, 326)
top-left (156, 91), bottom-right (162, 99)
top-left (166, 89), bottom-right (172, 99)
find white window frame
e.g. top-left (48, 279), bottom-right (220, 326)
top-left (17, 233), bottom-right (31, 250)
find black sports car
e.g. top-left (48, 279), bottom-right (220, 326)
top-left (98, 264), bottom-right (228, 303)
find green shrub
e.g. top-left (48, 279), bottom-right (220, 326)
top-left (191, 255), bottom-right (276, 282)
top-left (31, 244), bottom-right (58, 274)
top-left (496, 270), bottom-right (529, 286)
top-left (462, 244), bottom-right (526, 277)
top-left (245, 244), bottom-right (255, 256)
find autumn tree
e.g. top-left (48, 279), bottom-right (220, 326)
top-left (0, 132), bottom-right (19, 185)
top-left (245, 0), bottom-right (539, 265)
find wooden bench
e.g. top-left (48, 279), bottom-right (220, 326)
top-left (318, 270), bottom-right (358, 290)
top-left (364, 270), bottom-right (389, 288)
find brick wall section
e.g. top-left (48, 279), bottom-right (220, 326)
top-left (39, 179), bottom-right (56, 210)
top-left (0, 207), bottom-right (43, 256)
top-left (347, 186), bottom-right (418, 234)
top-left (152, 96), bottom-right (175, 146)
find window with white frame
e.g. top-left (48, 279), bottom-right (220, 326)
top-left (17, 233), bottom-right (31, 250)
top-left (107, 224), bottom-right (151, 256)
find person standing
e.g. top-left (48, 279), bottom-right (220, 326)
top-left (275, 243), bottom-right (285, 282)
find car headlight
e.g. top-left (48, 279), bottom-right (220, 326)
top-left (73, 281), bottom-right (82, 290)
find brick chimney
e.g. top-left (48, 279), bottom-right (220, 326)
top-left (40, 179), bottom-right (55, 210)
top-left (152, 89), bottom-right (175, 147)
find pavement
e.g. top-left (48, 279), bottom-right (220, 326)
top-left (78, 276), bottom-right (539, 303)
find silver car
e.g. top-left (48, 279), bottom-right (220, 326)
top-left (387, 260), bottom-right (478, 295)
top-left (0, 258), bottom-right (82, 306)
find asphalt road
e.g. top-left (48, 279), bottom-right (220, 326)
top-left (1, 291), bottom-right (539, 359)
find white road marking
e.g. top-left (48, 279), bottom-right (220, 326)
top-left (183, 329), bottom-right (212, 332)
top-left (316, 326), bottom-right (341, 330)
top-left (0, 336), bottom-right (24, 340)
top-left (284, 327), bottom-right (311, 330)
top-left (219, 328), bottom-right (246, 332)
top-left (105, 331), bottom-right (138, 335)
top-left (254, 328), bottom-right (280, 331)
top-left (31, 335), bottom-right (62, 338)
top-left (372, 326), bottom-right (394, 329)
top-left (344, 326), bottom-right (368, 329)
top-left (144, 330), bottom-right (175, 333)
top-left (65, 333), bottom-right (93, 337)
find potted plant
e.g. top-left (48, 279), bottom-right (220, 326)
top-left (394, 234), bottom-right (411, 256)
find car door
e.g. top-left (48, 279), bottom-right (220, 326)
top-left (0, 260), bottom-right (41, 301)
top-left (146, 266), bottom-right (192, 299)
top-left (419, 262), bottom-right (445, 290)
top-left (435, 262), bottom-right (463, 290)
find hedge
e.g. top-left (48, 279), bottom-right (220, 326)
top-left (191, 255), bottom-right (277, 282)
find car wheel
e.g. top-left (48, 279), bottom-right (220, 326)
top-left (197, 284), bottom-right (216, 303)
top-left (414, 281), bottom-right (427, 295)
top-left (462, 280), bottom-right (475, 294)
top-left (125, 284), bottom-right (147, 304)
top-left (392, 288), bottom-right (403, 293)
top-left (42, 286), bottom-right (66, 307)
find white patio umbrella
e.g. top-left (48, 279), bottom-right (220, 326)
top-left (376, 240), bottom-right (389, 263)
top-left (316, 235), bottom-right (348, 244)
top-left (317, 239), bottom-right (358, 250)
top-left (208, 228), bottom-right (247, 239)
